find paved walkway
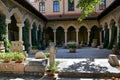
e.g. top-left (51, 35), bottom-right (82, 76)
top-left (55, 47), bottom-right (113, 59)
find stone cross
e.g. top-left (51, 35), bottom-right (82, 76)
top-left (48, 42), bottom-right (57, 67)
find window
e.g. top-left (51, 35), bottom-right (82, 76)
top-left (39, 2), bottom-right (45, 13)
top-left (53, 1), bottom-right (60, 12)
top-left (99, 0), bottom-right (106, 10)
top-left (68, 0), bottom-right (74, 11)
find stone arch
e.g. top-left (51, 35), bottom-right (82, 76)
top-left (0, 0), bottom-right (9, 16)
top-left (9, 8), bottom-right (22, 23)
top-left (23, 15), bottom-right (31, 24)
top-left (79, 26), bottom-right (88, 45)
top-left (56, 26), bottom-right (64, 46)
top-left (67, 26), bottom-right (76, 42)
top-left (45, 27), bottom-right (54, 46)
top-left (31, 20), bottom-right (37, 29)
top-left (108, 16), bottom-right (117, 26)
top-left (109, 19), bottom-right (116, 28)
top-left (67, 24), bottom-right (77, 30)
top-left (8, 15), bottom-right (19, 41)
top-left (108, 19), bottom-right (117, 49)
top-left (56, 24), bottom-right (65, 30)
top-left (89, 25), bottom-right (100, 46)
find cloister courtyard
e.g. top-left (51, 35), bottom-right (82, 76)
top-left (0, 0), bottom-right (120, 80)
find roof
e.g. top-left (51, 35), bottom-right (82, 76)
top-left (14, 0), bottom-right (47, 21)
top-left (97, 0), bottom-right (120, 20)
top-left (45, 12), bottom-right (100, 21)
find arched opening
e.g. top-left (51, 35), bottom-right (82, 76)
top-left (8, 15), bottom-right (19, 41)
top-left (79, 26), bottom-right (88, 45)
top-left (31, 23), bottom-right (37, 47)
top-left (108, 19), bottom-right (117, 49)
top-left (89, 26), bottom-right (99, 46)
top-left (23, 19), bottom-right (30, 52)
top-left (67, 26), bottom-right (76, 42)
top-left (37, 25), bottom-right (41, 49)
top-left (0, 13), bottom-right (6, 41)
top-left (56, 27), bottom-right (64, 46)
top-left (45, 27), bottom-right (53, 46)
top-left (103, 23), bottom-right (109, 48)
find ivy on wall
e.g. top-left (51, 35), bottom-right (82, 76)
top-left (37, 28), bottom-right (41, 49)
top-left (23, 22), bottom-right (29, 53)
top-left (103, 26), bottom-right (109, 48)
top-left (0, 13), bottom-right (10, 52)
top-left (31, 24), bottom-right (37, 48)
top-left (108, 25), bottom-right (117, 49)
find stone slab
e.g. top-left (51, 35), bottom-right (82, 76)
top-left (0, 63), bottom-right (25, 72)
top-left (25, 65), bottom-right (45, 73)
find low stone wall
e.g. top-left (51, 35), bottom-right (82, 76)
top-left (0, 59), bottom-right (48, 77)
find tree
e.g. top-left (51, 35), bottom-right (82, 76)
top-left (58, 0), bottom-right (100, 21)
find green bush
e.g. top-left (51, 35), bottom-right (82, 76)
top-left (68, 44), bottom-right (76, 49)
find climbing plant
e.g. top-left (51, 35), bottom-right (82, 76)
top-left (31, 24), bottom-right (37, 48)
top-left (0, 13), bottom-right (11, 52)
top-left (118, 31), bottom-right (120, 49)
top-left (108, 25), bottom-right (117, 49)
top-left (103, 26), bottom-right (109, 48)
top-left (23, 22), bottom-right (29, 53)
top-left (37, 28), bottom-right (41, 49)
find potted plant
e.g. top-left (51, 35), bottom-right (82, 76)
top-left (3, 53), bottom-right (13, 63)
top-left (14, 53), bottom-right (25, 63)
top-left (46, 61), bottom-right (60, 76)
top-left (112, 45), bottom-right (120, 55)
top-left (68, 44), bottom-right (77, 53)
top-left (30, 45), bottom-right (38, 54)
top-left (44, 52), bottom-right (50, 58)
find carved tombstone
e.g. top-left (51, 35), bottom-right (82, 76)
top-left (47, 42), bottom-right (57, 67)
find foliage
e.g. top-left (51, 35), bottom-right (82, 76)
top-left (0, 14), bottom-right (6, 41)
top-left (68, 44), bottom-right (76, 49)
top-left (47, 61), bottom-right (60, 73)
top-left (58, 0), bottom-right (100, 21)
top-left (0, 13), bottom-right (11, 52)
top-left (0, 53), bottom-right (5, 59)
top-left (44, 52), bottom-right (50, 57)
top-left (108, 25), bottom-right (117, 49)
top-left (23, 22), bottom-right (29, 53)
top-left (3, 53), bottom-right (14, 60)
top-left (14, 53), bottom-right (25, 60)
top-left (32, 45), bottom-right (38, 49)
top-left (103, 26), bottom-right (109, 48)
top-left (32, 23), bottom-right (37, 47)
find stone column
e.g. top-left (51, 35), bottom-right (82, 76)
top-left (116, 23), bottom-right (119, 43)
top-left (53, 29), bottom-right (56, 45)
top-left (109, 28), bottom-right (112, 42)
top-left (36, 28), bottom-right (38, 43)
top-left (87, 29), bottom-right (91, 45)
top-left (5, 19), bottom-right (11, 40)
top-left (99, 31), bottom-right (102, 45)
top-left (64, 29), bottom-right (67, 46)
top-left (29, 25), bottom-right (32, 49)
top-left (17, 23), bottom-right (24, 42)
top-left (76, 29), bottom-right (79, 45)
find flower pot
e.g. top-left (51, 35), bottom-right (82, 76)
top-left (46, 70), bottom-right (54, 76)
top-left (15, 58), bottom-right (24, 63)
top-left (69, 48), bottom-right (76, 53)
top-left (4, 59), bottom-right (12, 63)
